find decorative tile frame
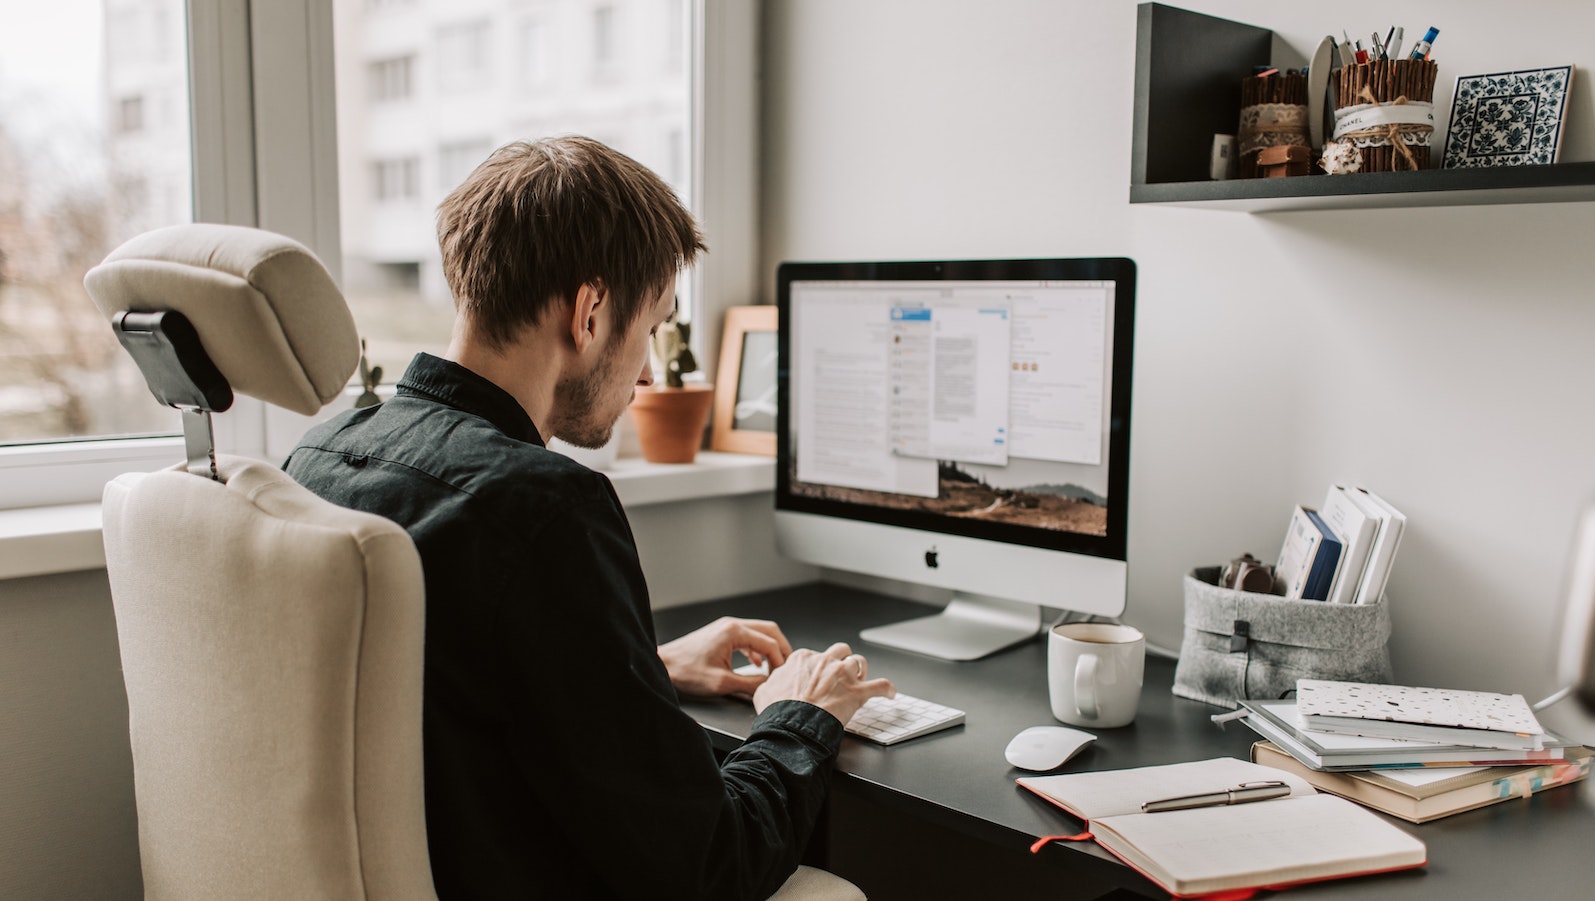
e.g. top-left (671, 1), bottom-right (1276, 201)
top-left (1442, 66), bottom-right (1573, 168)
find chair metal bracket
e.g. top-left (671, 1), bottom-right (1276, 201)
top-left (182, 407), bottom-right (220, 481)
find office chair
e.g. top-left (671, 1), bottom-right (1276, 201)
top-left (85, 223), bottom-right (436, 900)
top-left (85, 223), bottom-right (862, 901)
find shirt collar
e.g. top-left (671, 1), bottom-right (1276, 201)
top-left (395, 352), bottom-right (544, 446)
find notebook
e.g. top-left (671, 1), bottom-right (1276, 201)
top-left (1296, 679), bottom-right (1548, 750)
top-left (1020, 757), bottom-right (1427, 898)
top-left (1238, 698), bottom-right (1574, 770)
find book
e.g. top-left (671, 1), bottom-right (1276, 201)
top-left (1351, 487), bottom-right (1406, 605)
top-left (1274, 505), bottom-right (1343, 601)
top-left (1252, 740), bottom-right (1594, 823)
top-left (1236, 699), bottom-right (1575, 771)
top-left (1019, 757), bottom-right (1426, 898)
top-left (1318, 485), bottom-right (1379, 605)
top-left (1296, 679), bottom-right (1550, 751)
top-left (1299, 508), bottom-right (1343, 601)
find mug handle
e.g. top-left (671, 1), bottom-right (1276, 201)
top-left (1074, 654), bottom-right (1099, 720)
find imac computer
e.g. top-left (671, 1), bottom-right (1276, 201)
top-left (774, 258), bottom-right (1136, 661)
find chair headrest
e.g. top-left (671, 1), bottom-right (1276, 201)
top-left (84, 224), bottom-right (360, 416)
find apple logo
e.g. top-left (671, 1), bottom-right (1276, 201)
top-left (924, 546), bottom-right (939, 569)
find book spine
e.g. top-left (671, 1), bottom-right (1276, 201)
top-left (1491, 755), bottom-right (1593, 799)
top-left (1301, 509), bottom-right (1344, 602)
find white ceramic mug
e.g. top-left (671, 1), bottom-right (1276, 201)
top-left (1048, 622), bottom-right (1146, 728)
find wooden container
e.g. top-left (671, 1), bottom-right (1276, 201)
top-left (1328, 60), bottom-right (1438, 172)
top-left (1237, 70), bottom-right (1309, 178)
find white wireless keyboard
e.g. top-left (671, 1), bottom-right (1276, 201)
top-left (733, 662), bottom-right (964, 745)
top-left (844, 693), bottom-right (966, 746)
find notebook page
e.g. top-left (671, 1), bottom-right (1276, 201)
top-left (1091, 794), bottom-right (1426, 895)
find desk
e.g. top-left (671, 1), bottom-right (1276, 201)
top-left (655, 582), bottom-right (1595, 900)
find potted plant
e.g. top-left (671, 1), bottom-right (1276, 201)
top-left (629, 310), bottom-right (714, 463)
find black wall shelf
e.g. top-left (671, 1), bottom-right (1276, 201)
top-left (1131, 3), bottom-right (1595, 212)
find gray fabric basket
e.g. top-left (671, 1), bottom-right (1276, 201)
top-left (1172, 566), bottom-right (1393, 709)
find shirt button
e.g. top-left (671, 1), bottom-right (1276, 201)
top-left (343, 453), bottom-right (368, 468)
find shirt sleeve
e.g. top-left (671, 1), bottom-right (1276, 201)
top-left (494, 492), bottom-right (843, 901)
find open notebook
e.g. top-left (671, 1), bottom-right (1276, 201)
top-left (1020, 757), bottom-right (1427, 898)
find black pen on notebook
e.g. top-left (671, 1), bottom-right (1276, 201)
top-left (1141, 780), bottom-right (1291, 813)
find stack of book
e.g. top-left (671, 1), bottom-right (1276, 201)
top-left (1238, 679), bottom-right (1592, 823)
top-left (1274, 485), bottom-right (1404, 603)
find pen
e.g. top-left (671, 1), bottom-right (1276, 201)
top-left (1410, 26), bottom-right (1439, 61)
top-left (1141, 780), bottom-right (1292, 813)
top-left (1388, 26), bottom-right (1404, 60)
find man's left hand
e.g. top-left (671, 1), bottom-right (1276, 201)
top-left (658, 616), bottom-right (793, 698)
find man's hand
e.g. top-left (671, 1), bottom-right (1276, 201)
top-left (658, 616), bottom-right (793, 698)
top-left (753, 642), bottom-right (894, 726)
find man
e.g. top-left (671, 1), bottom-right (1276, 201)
top-left (285, 136), bottom-right (893, 900)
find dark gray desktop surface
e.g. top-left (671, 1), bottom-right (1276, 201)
top-left (654, 581), bottom-right (1595, 899)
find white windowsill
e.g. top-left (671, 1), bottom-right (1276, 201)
top-left (0, 452), bottom-right (775, 581)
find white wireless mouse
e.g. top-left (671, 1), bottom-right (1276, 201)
top-left (1004, 725), bottom-right (1096, 771)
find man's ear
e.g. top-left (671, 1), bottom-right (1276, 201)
top-left (569, 281), bottom-right (606, 354)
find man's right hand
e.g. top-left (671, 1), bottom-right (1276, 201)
top-left (752, 642), bottom-right (894, 725)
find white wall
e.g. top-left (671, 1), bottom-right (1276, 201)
top-left (760, 0), bottom-right (1595, 737)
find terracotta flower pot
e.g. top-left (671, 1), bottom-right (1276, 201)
top-left (629, 384), bottom-right (714, 463)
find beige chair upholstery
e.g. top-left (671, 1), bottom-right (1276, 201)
top-left (88, 223), bottom-right (864, 901)
top-left (772, 865), bottom-right (867, 901)
top-left (102, 460), bottom-right (433, 899)
top-left (88, 224), bottom-right (437, 900)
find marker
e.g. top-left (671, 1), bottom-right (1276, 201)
top-left (1410, 26), bottom-right (1439, 61)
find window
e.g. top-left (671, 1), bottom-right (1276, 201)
top-left (592, 4), bottom-right (618, 77)
top-left (0, 0), bottom-right (190, 450)
top-left (371, 157), bottom-right (420, 202)
top-left (368, 55), bottom-right (415, 103)
top-left (5, 0), bottom-right (755, 509)
top-left (519, 19), bottom-right (551, 90)
top-left (116, 95), bottom-right (146, 133)
top-left (436, 20), bottom-right (492, 93)
top-left (439, 139), bottom-right (493, 192)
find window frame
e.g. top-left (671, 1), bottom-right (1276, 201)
top-left (0, 0), bottom-right (759, 512)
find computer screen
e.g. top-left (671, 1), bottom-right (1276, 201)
top-left (775, 258), bottom-right (1136, 660)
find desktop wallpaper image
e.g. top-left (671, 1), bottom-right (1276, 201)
top-left (789, 460), bottom-right (1108, 536)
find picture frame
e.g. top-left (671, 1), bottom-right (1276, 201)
top-left (711, 305), bottom-right (778, 455)
top-left (1442, 66), bottom-right (1574, 169)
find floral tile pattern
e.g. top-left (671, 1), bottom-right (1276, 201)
top-left (1443, 66), bottom-right (1573, 168)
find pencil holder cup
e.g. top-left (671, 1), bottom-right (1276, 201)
top-left (1172, 567), bottom-right (1394, 709)
top-left (1323, 60), bottom-right (1438, 174)
top-left (1237, 70), bottom-right (1310, 178)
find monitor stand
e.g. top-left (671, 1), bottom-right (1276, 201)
top-left (859, 593), bottom-right (1043, 661)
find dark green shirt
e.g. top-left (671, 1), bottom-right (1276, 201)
top-left (284, 353), bottom-right (842, 900)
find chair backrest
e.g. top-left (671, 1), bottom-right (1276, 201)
top-left (86, 224), bottom-right (436, 900)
